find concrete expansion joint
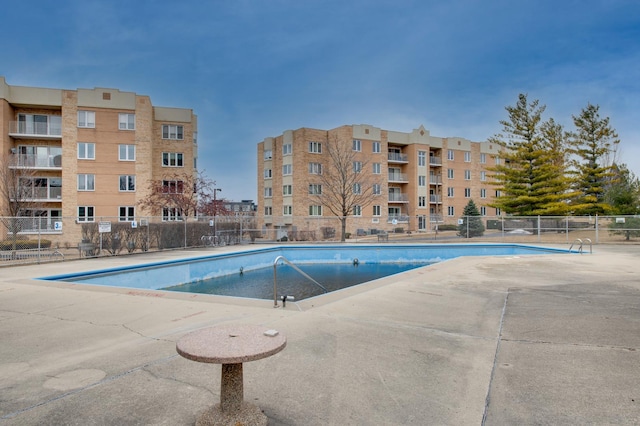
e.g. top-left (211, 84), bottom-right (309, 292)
top-left (121, 323), bottom-right (173, 342)
top-left (500, 338), bottom-right (639, 351)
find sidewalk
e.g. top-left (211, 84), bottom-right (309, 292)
top-left (1, 244), bottom-right (639, 425)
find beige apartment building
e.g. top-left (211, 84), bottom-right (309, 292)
top-left (257, 124), bottom-right (502, 239)
top-left (0, 77), bottom-right (197, 244)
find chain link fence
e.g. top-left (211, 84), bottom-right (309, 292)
top-left (1, 214), bottom-right (638, 266)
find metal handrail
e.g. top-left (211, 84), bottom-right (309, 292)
top-left (569, 238), bottom-right (592, 254)
top-left (273, 255), bottom-right (328, 307)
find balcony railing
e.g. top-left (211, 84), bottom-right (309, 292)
top-left (430, 195), bottom-right (442, 203)
top-left (388, 173), bottom-right (408, 182)
top-left (11, 154), bottom-right (62, 168)
top-left (388, 193), bottom-right (409, 203)
top-left (429, 157), bottom-right (442, 166)
top-left (9, 118), bottom-right (62, 138)
top-left (18, 186), bottom-right (62, 201)
top-left (429, 175), bottom-right (442, 185)
top-left (387, 215), bottom-right (409, 223)
top-left (388, 153), bottom-right (408, 163)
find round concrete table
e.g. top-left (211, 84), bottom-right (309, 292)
top-left (176, 325), bottom-right (286, 426)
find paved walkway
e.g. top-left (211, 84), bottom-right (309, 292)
top-left (1, 244), bottom-right (639, 425)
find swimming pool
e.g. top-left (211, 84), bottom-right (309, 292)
top-left (40, 244), bottom-right (569, 301)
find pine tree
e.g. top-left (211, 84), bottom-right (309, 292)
top-left (488, 94), bottom-right (571, 215)
top-left (568, 103), bottom-right (619, 215)
top-left (458, 199), bottom-right (485, 238)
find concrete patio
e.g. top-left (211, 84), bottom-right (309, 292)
top-left (1, 244), bottom-right (639, 425)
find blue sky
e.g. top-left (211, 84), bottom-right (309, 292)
top-left (3, 0), bottom-right (639, 201)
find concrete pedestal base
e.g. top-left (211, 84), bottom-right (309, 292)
top-left (196, 402), bottom-right (267, 426)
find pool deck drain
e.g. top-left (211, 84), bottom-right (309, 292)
top-left (1, 244), bottom-right (639, 425)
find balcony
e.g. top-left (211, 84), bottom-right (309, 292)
top-left (429, 195), bottom-right (442, 204)
top-left (388, 153), bottom-right (408, 163)
top-left (429, 157), bottom-right (442, 167)
top-left (387, 215), bottom-right (409, 223)
top-left (429, 175), bottom-right (442, 185)
top-left (9, 116), bottom-right (62, 139)
top-left (10, 153), bottom-right (62, 169)
top-left (388, 193), bottom-right (409, 203)
top-left (388, 173), bottom-right (408, 183)
top-left (430, 215), bottom-right (444, 223)
top-left (18, 186), bottom-right (62, 202)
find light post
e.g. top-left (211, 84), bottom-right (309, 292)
top-left (213, 188), bottom-right (222, 243)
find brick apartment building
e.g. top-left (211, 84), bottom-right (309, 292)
top-left (0, 76), bottom-right (197, 244)
top-left (257, 124), bottom-right (502, 239)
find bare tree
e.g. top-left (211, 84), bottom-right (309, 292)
top-left (313, 135), bottom-right (376, 241)
top-left (0, 157), bottom-right (39, 252)
top-left (138, 170), bottom-right (214, 218)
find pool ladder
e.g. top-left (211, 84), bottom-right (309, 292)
top-left (569, 238), bottom-right (592, 254)
top-left (273, 256), bottom-right (328, 308)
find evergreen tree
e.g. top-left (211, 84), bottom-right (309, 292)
top-left (605, 164), bottom-right (640, 215)
top-left (568, 103), bottom-right (619, 215)
top-left (458, 199), bottom-right (485, 238)
top-left (488, 94), bottom-right (571, 215)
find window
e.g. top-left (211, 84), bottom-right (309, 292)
top-left (353, 205), bottom-right (362, 216)
top-left (447, 187), bottom-right (454, 197)
top-left (480, 153), bottom-right (486, 164)
top-left (309, 141), bottom-right (322, 153)
top-left (77, 143), bottom-right (95, 160)
top-left (309, 205), bottom-right (322, 216)
top-left (447, 169), bottom-right (454, 179)
top-left (447, 206), bottom-right (455, 216)
top-left (352, 139), bottom-right (361, 151)
top-left (119, 175), bottom-right (136, 192)
top-left (372, 141), bottom-right (381, 153)
top-left (373, 163), bottom-right (381, 174)
top-left (283, 144), bottom-right (292, 155)
top-left (264, 169), bottom-right (272, 179)
top-left (447, 150), bottom-right (454, 160)
top-left (264, 206), bottom-right (272, 215)
top-left (283, 205), bottom-right (292, 215)
top-left (418, 176), bottom-right (426, 186)
top-left (465, 188), bottom-right (471, 198)
top-left (118, 144), bottom-right (136, 161)
top-left (373, 205), bottom-right (381, 216)
top-left (308, 184), bottom-right (322, 195)
top-left (496, 190), bottom-right (502, 197)
top-left (78, 111), bottom-right (95, 128)
top-left (163, 207), bottom-right (183, 221)
top-left (17, 113), bottom-right (61, 136)
top-left (118, 113), bottom-right (135, 130)
top-left (496, 208), bottom-right (502, 215)
top-left (418, 151), bottom-right (426, 166)
top-left (308, 162), bottom-right (322, 174)
top-left (480, 171), bottom-right (486, 181)
top-left (77, 174), bottom-right (95, 191)
top-left (77, 206), bottom-right (95, 222)
top-left (264, 187), bottom-right (272, 197)
top-left (464, 151), bottom-right (471, 162)
top-left (464, 170), bottom-right (471, 180)
top-left (282, 164), bottom-right (292, 175)
top-left (353, 161), bottom-right (362, 173)
top-left (418, 196), bottom-right (426, 207)
top-left (495, 156), bottom-right (501, 165)
top-left (263, 150), bottom-right (272, 160)
top-left (283, 185), bottom-right (292, 196)
top-left (162, 180), bottom-right (184, 194)
top-left (480, 188), bottom-right (487, 198)
top-left (373, 183), bottom-right (381, 195)
top-left (353, 183), bottom-right (361, 194)
top-left (162, 124), bottom-right (183, 140)
top-left (480, 206), bottom-right (487, 216)
top-left (162, 152), bottom-right (183, 167)
top-left (119, 206), bottom-right (135, 221)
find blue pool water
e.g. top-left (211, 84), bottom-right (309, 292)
top-left (163, 262), bottom-right (431, 300)
top-left (40, 244), bottom-right (569, 301)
